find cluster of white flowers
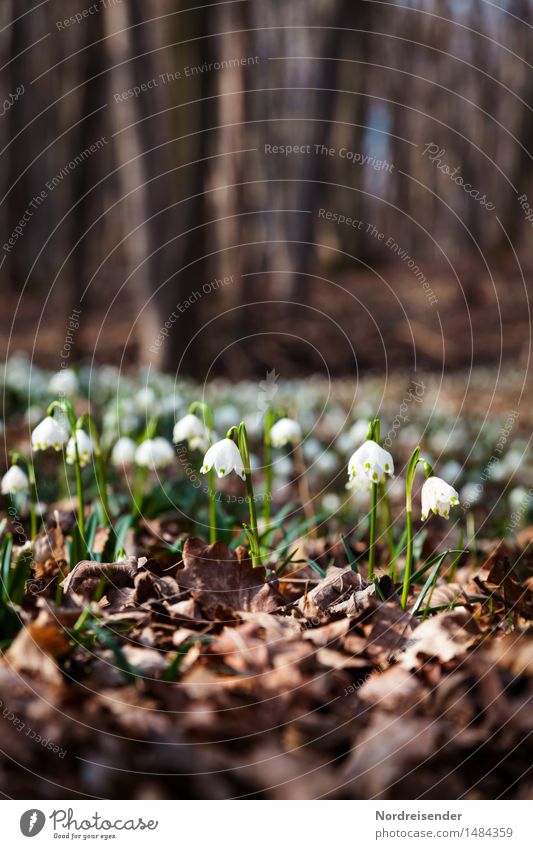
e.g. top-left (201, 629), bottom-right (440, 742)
top-left (347, 438), bottom-right (460, 521)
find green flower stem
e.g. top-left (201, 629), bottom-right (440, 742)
top-left (263, 408), bottom-right (274, 526)
top-left (368, 481), bottom-right (378, 581)
top-left (79, 413), bottom-right (110, 524)
top-left (228, 423), bottom-right (262, 567)
top-left (381, 484), bottom-right (395, 577)
top-left (27, 461), bottom-right (37, 540)
top-left (401, 507), bottom-right (413, 609)
top-left (48, 400), bottom-right (85, 542)
top-left (132, 467), bottom-right (148, 517)
top-left (72, 446), bottom-right (85, 541)
top-left (365, 417), bottom-right (381, 581)
top-left (132, 415), bottom-right (158, 518)
top-left (401, 445), bottom-right (422, 610)
top-left (190, 402), bottom-right (216, 544)
top-left (207, 468), bottom-right (216, 544)
top-left (293, 441), bottom-right (316, 537)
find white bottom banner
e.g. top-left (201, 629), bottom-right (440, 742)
top-left (1, 799), bottom-right (530, 848)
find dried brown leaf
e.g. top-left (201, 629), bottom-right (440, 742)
top-left (178, 538), bottom-right (283, 618)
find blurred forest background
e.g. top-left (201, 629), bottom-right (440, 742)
top-left (0, 0), bottom-right (532, 378)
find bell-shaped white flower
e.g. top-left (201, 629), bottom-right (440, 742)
top-left (66, 430), bottom-right (93, 467)
top-left (200, 438), bottom-right (245, 480)
top-left (111, 436), bottom-right (137, 466)
top-left (32, 416), bottom-right (69, 452)
top-left (270, 417), bottom-right (302, 447)
top-left (1, 465), bottom-right (29, 494)
top-left (135, 437), bottom-right (174, 470)
top-left (348, 439), bottom-right (394, 484)
top-left (172, 413), bottom-right (209, 451)
top-left (49, 368), bottom-right (78, 397)
top-left (421, 476), bottom-right (460, 520)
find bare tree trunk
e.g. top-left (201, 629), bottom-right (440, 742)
top-left (103, 0), bottom-right (163, 367)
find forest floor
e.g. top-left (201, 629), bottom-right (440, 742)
top-left (0, 359), bottom-right (532, 799)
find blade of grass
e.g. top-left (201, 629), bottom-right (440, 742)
top-left (1, 534), bottom-right (13, 602)
top-left (411, 551), bottom-right (451, 615)
top-left (91, 621), bottom-right (137, 684)
top-left (409, 548), bottom-right (465, 585)
top-left (448, 526), bottom-right (464, 582)
top-left (341, 535), bottom-right (359, 573)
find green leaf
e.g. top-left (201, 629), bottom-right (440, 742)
top-left (163, 637), bottom-right (203, 682)
top-left (411, 551), bottom-right (451, 615)
top-left (84, 510), bottom-right (100, 559)
top-left (9, 547), bottom-right (33, 605)
top-left (91, 621), bottom-right (137, 683)
top-left (101, 513), bottom-right (135, 562)
top-left (409, 548), bottom-right (464, 585)
top-left (307, 558), bottom-right (327, 578)
top-left (341, 535), bottom-right (359, 573)
top-left (274, 547), bottom-right (300, 576)
top-left (1, 534), bottom-right (14, 602)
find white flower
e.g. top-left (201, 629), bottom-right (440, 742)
top-left (270, 418), bottom-right (302, 447)
top-left (66, 430), bottom-right (94, 467)
top-left (200, 438), bottom-right (245, 479)
top-left (135, 438), bottom-right (174, 470)
top-left (1, 465), bottom-right (29, 494)
top-left (348, 440), bottom-right (394, 484)
top-left (49, 368), bottom-right (78, 396)
top-left (421, 476), bottom-right (460, 520)
top-left (31, 416), bottom-right (69, 451)
top-left (172, 413), bottom-right (209, 451)
top-left (111, 436), bottom-right (137, 466)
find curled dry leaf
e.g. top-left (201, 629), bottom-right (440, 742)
top-left (61, 556), bottom-right (146, 599)
top-left (400, 609), bottom-right (481, 668)
top-left (297, 567), bottom-right (363, 619)
top-left (6, 612), bottom-right (70, 684)
top-left (178, 538), bottom-right (284, 618)
top-left (481, 549), bottom-right (533, 619)
top-left (133, 570), bottom-right (181, 605)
